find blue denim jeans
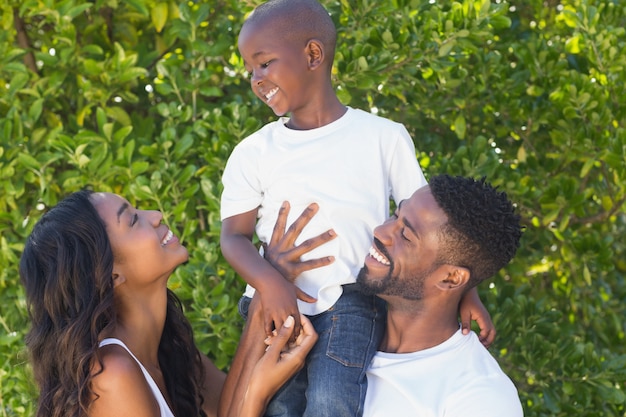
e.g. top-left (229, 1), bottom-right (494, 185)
top-left (238, 284), bottom-right (386, 417)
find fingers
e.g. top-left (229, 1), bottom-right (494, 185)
top-left (269, 201), bottom-right (291, 247)
top-left (265, 315), bottom-right (296, 357)
top-left (295, 314), bottom-right (318, 348)
top-left (274, 310), bottom-right (301, 342)
top-left (269, 201), bottom-right (320, 249)
top-left (264, 311), bottom-right (277, 337)
top-left (474, 313), bottom-right (496, 348)
top-left (289, 231), bottom-right (336, 259)
top-left (271, 202), bottom-right (323, 255)
top-left (460, 312), bottom-right (471, 335)
top-left (285, 203), bottom-right (319, 241)
top-left (271, 315), bottom-right (318, 358)
top-left (295, 287), bottom-right (317, 304)
top-left (479, 327), bottom-right (496, 348)
top-left (265, 314), bottom-right (317, 353)
top-left (292, 313), bottom-right (302, 340)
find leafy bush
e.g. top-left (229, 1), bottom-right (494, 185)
top-left (1, 0), bottom-right (624, 415)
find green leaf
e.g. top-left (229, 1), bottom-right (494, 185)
top-left (438, 39), bottom-right (456, 57)
top-left (96, 107), bottom-right (107, 132)
top-left (118, 67), bottom-right (148, 83)
top-left (8, 73), bottom-right (29, 97)
top-left (131, 161), bottom-right (150, 176)
top-left (565, 36), bottom-right (582, 54)
top-left (151, 2), bottom-right (169, 33)
top-left (453, 114), bottom-right (466, 140)
top-left (490, 15), bottom-right (512, 29)
top-left (17, 153), bottom-right (40, 171)
top-left (113, 126), bottom-right (134, 142)
top-left (66, 3), bottom-right (92, 19)
top-left (357, 56), bottom-right (369, 71)
top-left (105, 107), bottom-right (132, 126)
top-left (28, 99), bottom-right (44, 123)
top-left (125, 0), bottom-right (150, 16)
top-left (103, 123), bottom-right (114, 140)
top-left (580, 158), bottom-right (595, 178)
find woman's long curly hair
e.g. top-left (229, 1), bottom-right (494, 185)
top-left (20, 190), bottom-right (205, 417)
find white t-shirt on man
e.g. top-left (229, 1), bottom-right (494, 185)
top-left (364, 328), bottom-right (524, 417)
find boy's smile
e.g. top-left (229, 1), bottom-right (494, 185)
top-left (237, 16), bottom-right (320, 120)
top-left (264, 87), bottom-right (279, 103)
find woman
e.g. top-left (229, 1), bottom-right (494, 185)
top-left (19, 189), bottom-right (316, 417)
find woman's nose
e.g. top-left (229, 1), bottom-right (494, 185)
top-left (146, 210), bottom-right (163, 226)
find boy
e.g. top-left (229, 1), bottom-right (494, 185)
top-left (220, 1), bottom-right (491, 416)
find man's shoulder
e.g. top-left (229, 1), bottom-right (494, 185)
top-left (448, 333), bottom-right (523, 416)
top-left (366, 332), bottom-right (522, 417)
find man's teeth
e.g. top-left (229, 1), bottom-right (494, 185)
top-left (161, 230), bottom-right (174, 246)
top-left (369, 247), bottom-right (390, 265)
top-left (265, 87), bottom-right (279, 101)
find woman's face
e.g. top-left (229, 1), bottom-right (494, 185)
top-left (90, 192), bottom-right (188, 287)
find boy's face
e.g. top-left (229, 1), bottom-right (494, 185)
top-left (238, 19), bottom-right (314, 117)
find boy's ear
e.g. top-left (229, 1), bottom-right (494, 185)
top-left (306, 39), bottom-right (324, 69)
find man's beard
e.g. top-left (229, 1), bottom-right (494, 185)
top-left (356, 264), bottom-right (425, 301)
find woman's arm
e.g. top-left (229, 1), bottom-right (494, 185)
top-left (218, 296), bottom-right (317, 417)
top-left (200, 353), bottom-right (227, 417)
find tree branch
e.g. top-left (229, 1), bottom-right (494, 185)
top-left (13, 8), bottom-right (38, 74)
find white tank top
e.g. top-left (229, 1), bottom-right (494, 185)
top-left (98, 338), bottom-right (176, 417)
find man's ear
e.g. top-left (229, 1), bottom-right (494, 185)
top-left (435, 266), bottom-right (470, 291)
top-left (112, 272), bottom-right (126, 288)
top-left (305, 39), bottom-right (324, 69)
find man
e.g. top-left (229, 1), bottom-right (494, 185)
top-left (263, 174), bottom-right (524, 416)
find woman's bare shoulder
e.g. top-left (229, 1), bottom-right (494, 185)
top-left (89, 344), bottom-right (160, 417)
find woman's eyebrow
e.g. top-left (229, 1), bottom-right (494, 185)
top-left (116, 203), bottom-right (129, 224)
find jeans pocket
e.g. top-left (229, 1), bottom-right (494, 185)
top-left (326, 312), bottom-right (379, 368)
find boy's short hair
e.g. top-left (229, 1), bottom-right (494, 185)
top-left (246, 0), bottom-right (337, 62)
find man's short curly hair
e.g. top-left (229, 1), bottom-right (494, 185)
top-left (429, 175), bottom-right (523, 288)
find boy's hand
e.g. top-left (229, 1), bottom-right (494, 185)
top-left (459, 287), bottom-right (496, 348)
top-left (263, 201), bottom-right (336, 282)
top-left (258, 279), bottom-right (303, 340)
top-left (260, 200), bottom-right (336, 342)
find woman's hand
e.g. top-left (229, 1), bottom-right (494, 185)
top-left (218, 298), bottom-right (318, 417)
top-left (242, 314), bottom-right (318, 415)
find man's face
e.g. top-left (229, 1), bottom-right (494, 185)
top-left (357, 186), bottom-right (448, 300)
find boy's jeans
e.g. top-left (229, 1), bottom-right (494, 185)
top-left (238, 283), bottom-right (386, 417)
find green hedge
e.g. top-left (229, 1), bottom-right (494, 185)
top-left (1, 1), bottom-right (624, 415)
